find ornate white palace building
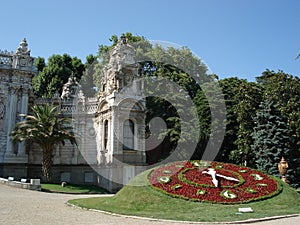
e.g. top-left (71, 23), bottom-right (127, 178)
top-left (0, 38), bottom-right (147, 192)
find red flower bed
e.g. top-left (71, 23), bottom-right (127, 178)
top-left (148, 161), bottom-right (282, 204)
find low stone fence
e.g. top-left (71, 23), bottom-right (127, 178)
top-left (0, 177), bottom-right (41, 191)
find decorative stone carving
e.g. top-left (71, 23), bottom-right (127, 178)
top-left (15, 38), bottom-right (31, 55)
top-left (0, 53), bottom-right (12, 67)
top-left (101, 34), bottom-right (138, 95)
top-left (12, 38), bottom-right (35, 70)
top-left (61, 75), bottom-right (82, 100)
top-left (0, 95), bottom-right (5, 118)
top-left (109, 37), bottom-right (135, 68)
top-left (0, 95), bottom-right (6, 131)
top-left (93, 35), bottom-right (146, 166)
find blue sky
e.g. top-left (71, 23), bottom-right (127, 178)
top-left (1, 0), bottom-right (299, 81)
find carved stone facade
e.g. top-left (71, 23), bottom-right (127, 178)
top-left (0, 38), bottom-right (146, 192)
top-left (0, 39), bottom-right (35, 167)
top-left (95, 36), bottom-right (146, 166)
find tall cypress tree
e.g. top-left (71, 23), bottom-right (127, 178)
top-left (251, 100), bottom-right (291, 176)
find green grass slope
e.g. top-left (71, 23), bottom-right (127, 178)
top-left (42, 183), bottom-right (108, 194)
top-left (69, 170), bottom-right (300, 222)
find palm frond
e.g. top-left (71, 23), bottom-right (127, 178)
top-left (10, 103), bottom-right (77, 147)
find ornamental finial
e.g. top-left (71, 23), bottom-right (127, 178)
top-left (16, 38), bottom-right (31, 55)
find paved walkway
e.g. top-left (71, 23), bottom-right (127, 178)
top-left (0, 183), bottom-right (299, 225)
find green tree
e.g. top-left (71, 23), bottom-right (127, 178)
top-left (217, 78), bottom-right (263, 166)
top-left (10, 104), bottom-right (77, 182)
top-left (143, 71), bottom-right (201, 163)
top-left (138, 42), bottom-right (213, 162)
top-left (192, 87), bottom-right (211, 158)
top-left (32, 54), bottom-right (85, 98)
top-left (81, 54), bottom-right (98, 97)
top-left (189, 76), bottom-right (227, 161)
top-left (231, 80), bottom-right (263, 166)
top-left (251, 100), bottom-right (291, 176)
top-left (218, 77), bottom-right (243, 162)
top-left (257, 70), bottom-right (300, 186)
top-left (34, 56), bottom-right (46, 72)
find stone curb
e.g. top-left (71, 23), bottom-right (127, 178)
top-left (0, 177), bottom-right (41, 191)
top-left (66, 202), bottom-right (299, 224)
top-left (41, 188), bottom-right (113, 195)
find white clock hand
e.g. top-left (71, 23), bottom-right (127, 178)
top-left (202, 168), bottom-right (218, 187)
top-left (216, 174), bottom-right (239, 182)
top-left (211, 176), bottom-right (218, 187)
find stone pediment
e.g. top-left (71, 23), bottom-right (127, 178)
top-left (118, 99), bottom-right (144, 111)
top-left (98, 101), bottom-right (109, 112)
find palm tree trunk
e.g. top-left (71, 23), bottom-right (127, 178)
top-left (42, 144), bottom-right (54, 183)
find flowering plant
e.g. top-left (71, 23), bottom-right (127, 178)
top-left (148, 161), bottom-right (282, 204)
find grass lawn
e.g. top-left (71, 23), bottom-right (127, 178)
top-left (69, 169), bottom-right (300, 223)
top-left (42, 183), bottom-right (109, 194)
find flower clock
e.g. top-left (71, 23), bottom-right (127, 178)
top-left (148, 161), bottom-right (282, 204)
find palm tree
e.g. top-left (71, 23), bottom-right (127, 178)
top-left (10, 104), bottom-right (77, 182)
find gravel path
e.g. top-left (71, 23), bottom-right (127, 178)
top-left (0, 183), bottom-right (299, 225)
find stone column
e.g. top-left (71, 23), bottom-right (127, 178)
top-left (17, 88), bottom-right (29, 156)
top-left (137, 123), bottom-right (146, 163)
top-left (6, 86), bottom-right (18, 156)
top-left (106, 117), bottom-right (112, 163)
top-left (110, 106), bottom-right (118, 158)
top-left (77, 118), bottom-right (86, 164)
top-left (96, 120), bottom-right (103, 164)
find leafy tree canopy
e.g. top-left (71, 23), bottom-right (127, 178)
top-left (32, 54), bottom-right (85, 98)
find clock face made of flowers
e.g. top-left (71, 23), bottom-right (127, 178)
top-left (148, 161), bottom-right (282, 204)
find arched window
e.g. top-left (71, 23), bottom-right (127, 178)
top-left (123, 119), bottom-right (134, 150)
top-left (104, 120), bottom-right (108, 150)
